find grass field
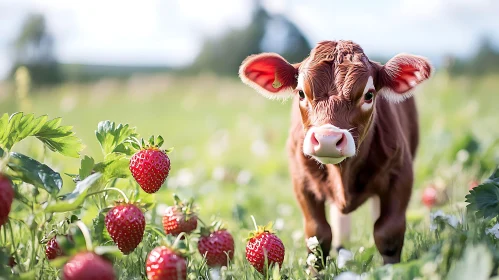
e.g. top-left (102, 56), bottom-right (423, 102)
top-left (0, 70), bottom-right (498, 279)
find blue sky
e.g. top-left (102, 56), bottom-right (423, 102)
top-left (0, 0), bottom-right (498, 79)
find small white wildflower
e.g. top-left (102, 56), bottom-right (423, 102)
top-left (456, 149), bottom-right (470, 163)
top-left (236, 170), bottom-right (252, 185)
top-left (274, 218), bottom-right (285, 231)
top-left (306, 236), bottom-right (319, 251)
top-left (212, 166), bottom-right (226, 181)
top-left (306, 253), bottom-right (318, 266)
top-left (209, 267), bottom-right (222, 280)
top-left (335, 271), bottom-right (361, 280)
top-left (337, 248), bottom-right (354, 269)
top-left (445, 215), bottom-right (460, 228)
top-left (251, 139), bottom-right (269, 157)
top-left (292, 230), bottom-right (303, 243)
top-left (486, 224), bottom-right (499, 239)
top-left (358, 246), bottom-right (365, 253)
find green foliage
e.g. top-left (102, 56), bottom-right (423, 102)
top-left (45, 173), bottom-right (102, 213)
top-left (447, 244), bottom-right (494, 280)
top-left (466, 167), bottom-right (499, 219)
top-left (7, 152), bottom-right (63, 196)
top-left (0, 112), bottom-right (83, 157)
top-left (95, 120), bottom-right (138, 156)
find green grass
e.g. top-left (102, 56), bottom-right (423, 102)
top-left (0, 71), bottom-right (498, 279)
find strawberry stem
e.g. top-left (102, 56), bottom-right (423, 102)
top-left (250, 215), bottom-right (259, 232)
top-left (86, 187), bottom-right (129, 203)
top-left (172, 232), bottom-right (187, 248)
top-left (75, 221), bottom-right (93, 251)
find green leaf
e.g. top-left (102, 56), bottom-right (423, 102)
top-left (446, 243), bottom-right (493, 280)
top-left (485, 167), bottom-right (499, 183)
top-left (95, 121), bottom-right (138, 156)
top-left (92, 211), bottom-right (106, 244)
top-left (7, 152), bottom-right (62, 195)
top-left (465, 181), bottom-right (499, 219)
top-left (79, 155), bottom-right (95, 180)
top-left (0, 112), bottom-right (84, 157)
top-left (45, 173), bottom-right (102, 213)
top-left (94, 153), bottom-right (131, 181)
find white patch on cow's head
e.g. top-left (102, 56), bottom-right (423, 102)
top-left (361, 76), bottom-right (375, 111)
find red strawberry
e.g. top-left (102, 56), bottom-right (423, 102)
top-left (146, 246), bottom-right (187, 280)
top-left (422, 186), bottom-right (438, 208)
top-left (162, 195), bottom-right (198, 236)
top-left (198, 221), bottom-right (235, 267)
top-left (105, 202), bottom-right (145, 254)
top-left (245, 222), bottom-right (285, 274)
top-left (8, 256), bottom-right (16, 268)
top-left (45, 236), bottom-right (63, 260)
top-left (63, 252), bottom-right (115, 280)
top-left (129, 136), bottom-right (171, 194)
top-left (0, 174), bottom-right (14, 227)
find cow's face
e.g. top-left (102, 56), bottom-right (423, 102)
top-left (240, 40), bottom-right (432, 164)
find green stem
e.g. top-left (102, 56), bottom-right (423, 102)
top-left (146, 225), bottom-right (167, 238)
top-left (250, 215), bottom-right (258, 231)
top-left (7, 220), bottom-right (23, 273)
top-left (75, 221), bottom-right (93, 251)
top-left (86, 187), bottom-right (129, 203)
top-left (172, 232), bottom-right (187, 248)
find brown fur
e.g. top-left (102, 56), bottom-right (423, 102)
top-left (239, 40), bottom-right (431, 265)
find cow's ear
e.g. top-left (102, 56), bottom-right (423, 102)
top-left (376, 54), bottom-right (433, 103)
top-left (239, 53), bottom-right (299, 100)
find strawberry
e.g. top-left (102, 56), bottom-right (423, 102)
top-left (105, 202), bottom-right (145, 254)
top-left (198, 221), bottom-right (235, 267)
top-left (422, 186), bottom-right (438, 208)
top-left (245, 221), bottom-right (285, 274)
top-left (129, 136), bottom-right (171, 194)
top-left (0, 174), bottom-right (14, 227)
top-left (146, 246), bottom-right (187, 280)
top-left (162, 195), bottom-right (198, 236)
top-left (63, 252), bottom-right (116, 280)
top-left (45, 236), bottom-right (63, 260)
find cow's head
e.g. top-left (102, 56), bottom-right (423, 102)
top-left (239, 40), bottom-right (432, 164)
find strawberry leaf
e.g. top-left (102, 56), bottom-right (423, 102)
top-left (465, 167), bottom-right (499, 219)
top-left (79, 155), bottom-right (95, 180)
top-left (0, 112), bottom-right (84, 158)
top-left (92, 211), bottom-right (106, 244)
top-left (45, 173), bottom-right (103, 213)
top-left (6, 152), bottom-right (63, 196)
top-left (95, 121), bottom-right (138, 156)
top-left (157, 136), bottom-right (164, 148)
top-left (94, 153), bottom-right (131, 181)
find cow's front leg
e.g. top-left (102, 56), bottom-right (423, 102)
top-left (294, 182), bottom-right (332, 261)
top-left (373, 183), bottom-right (411, 264)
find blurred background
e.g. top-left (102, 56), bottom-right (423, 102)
top-left (0, 0), bottom-right (498, 262)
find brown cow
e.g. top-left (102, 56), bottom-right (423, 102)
top-left (239, 40), bottom-right (432, 265)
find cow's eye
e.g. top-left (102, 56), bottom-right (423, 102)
top-left (364, 91), bottom-right (374, 103)
top-left (298, 90), bottom-right (305, 100)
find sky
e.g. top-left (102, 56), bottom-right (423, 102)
top-left (0, 0), bottom-right (498, 79)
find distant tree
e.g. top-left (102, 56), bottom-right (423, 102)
top-left (10, 13), bottom-right (62, 85)
top-left (447, 36), bottom-right (499, 76)
top-left (189, 1), bottom-right (311, 76)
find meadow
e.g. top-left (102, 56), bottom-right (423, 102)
top-left (0, 69), bottom-right (498, 279)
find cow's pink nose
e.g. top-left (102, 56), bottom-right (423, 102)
top-left (310, 129), bottom-right (348, 157)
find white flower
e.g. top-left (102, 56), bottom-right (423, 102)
top-left (429, 210), bottom-right (461, 231)
top-left (445, 215), bottom-right (459, 228)
top-left (306, 236), bottom-right (319, 251)
top-left (274, 218), bottom-right (285, 231)
top-left (209, 267), bottom-right (222, 280)
top-left (236, 170), bottom-right (252, 185)
top-left (292, 230), bottom-right (303, 243)
top-left (486, 224), bottom-right (499, 239)
top-left (212, 166), bottom-right (226, 181)
top-left (306, 253), bottom-right (318, 266)
top-left (337, 248), bottom-right (354, 269)
top-left (335, 271), bottom-right (362, 280)
top-left (358, 246), bottom-right (365, 253)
